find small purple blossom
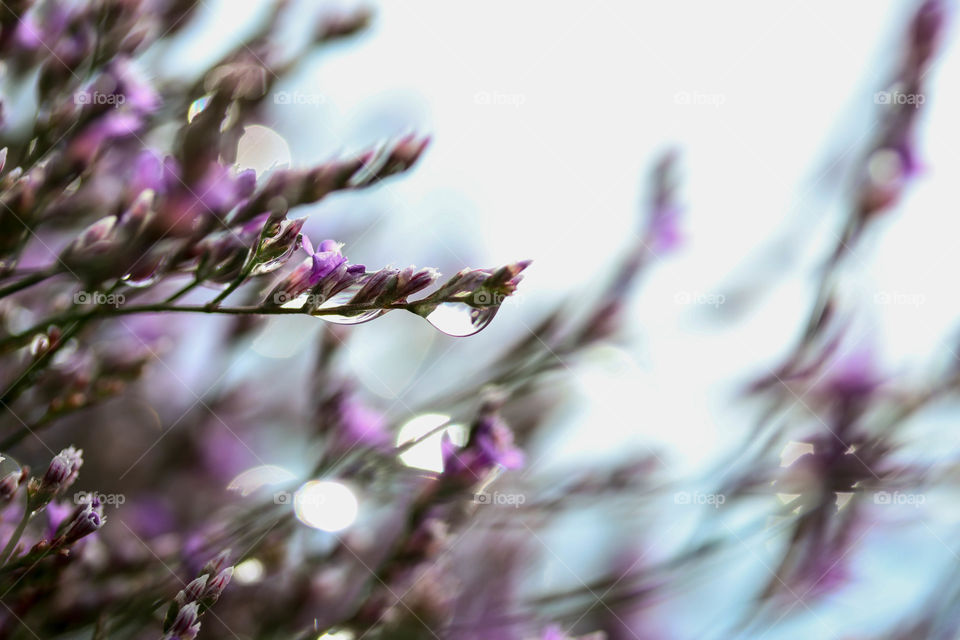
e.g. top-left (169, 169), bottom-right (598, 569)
top-left (443, 400), bottom-right (524, 483)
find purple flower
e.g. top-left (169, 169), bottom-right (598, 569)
top-left (58, 499), bottom-right (105, 544)
top-left (29, 446), bottom-right (83, 509)
top-left (320, 390), bottom-right (391, 455)
top-left (201, 549), bottom-right (232, 577)
top-left (175, 576), bottom-right (209, 607)
top-left (264, 236), bottom-right (352, 306)
top-left (203, 567), bottom-right (234, 604)
top-left (535, 626), bottom-right (605, 640)
top-left (165, 602), bottom-right (201, 640)
top-left (443, 402), bottom-right (524, 483)
top-left (0, 470), bottom-right (23, 505)
top-left (68, 111), bottom-right (143, 165)
top-left (645, 151), bottom-right (683, 253)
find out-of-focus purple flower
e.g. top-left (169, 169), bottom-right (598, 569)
top-left (14, 16), bottom-right (43, 51)
top-left (442, 400), bottom-right (524, 483)
top-left (68, 111), bottom-right (143, 165)
top-left (45, 500), bottom-right (73, 538)
top-left (535, 625), bottom-right (605, 640)
top-left (645, 150), bottom-right (683, 254)
top-left (319, 388), bottom-right (391, 455)
top-left (60, 216), bottom-right (118, 266)
top-left (909, 0), bottom-right (947, 69)
top-left (106, 57), bottom-right (161, 114)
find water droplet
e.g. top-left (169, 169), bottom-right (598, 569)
top-left (121, 253), bottom-right (168, 288)
top-left (422, 302), bottom-right (499, 337)
top-left (312, 285), bottom-right (382, 325)
top-left (235, 125), bottom-right (291, 174)
top-left (779, 441), bottom-right (814, 467)
top-left (227, 464), bottom-right (296, 496)
top-left (187, 95), bottom-right (212, 122)
top-left (280, 292), bottom-right (310, 309)
top-left (120, 271), bottom-right (161, 288)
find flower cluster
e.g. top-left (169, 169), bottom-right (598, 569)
top-left (0, 1), bottom-right (952, 639)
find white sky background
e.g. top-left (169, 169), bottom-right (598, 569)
top-left (164, 1), bottom-right (960, 637)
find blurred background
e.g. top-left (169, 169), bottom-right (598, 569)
top-left (11, 1), bottom-right (960, 637)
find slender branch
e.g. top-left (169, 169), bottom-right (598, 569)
top-left (0, 267), bottom-right (59, 300)
top-left (0, 298), bottom-right (450, 350)
top-left (162, 277), bottom-right (202, 303)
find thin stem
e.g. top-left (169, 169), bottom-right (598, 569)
top-left (163, 277), bottom-right (202, 303)
top-left (206, 221), bottom-right (273, 309)
top-left (0, 298), bottom-right (442, 350)
top-left (0, 412), bottom-right (54, 451)
top-left (0, 267), bottom-right (58, 300)
top-left (0, 501), bottom-right (31, 566)
top-left (206, 272), bottom-right (246, 308)
top-left (0, 320), bottom-right (86, 407)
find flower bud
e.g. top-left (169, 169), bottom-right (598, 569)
top-left (165, 602), bottom-right (200, 639)
top-left (29, 446), bottom-right (83, 510)
top-left (58, 498), bottom-right (104, 544)
top-left (175, 575), bottom-right (208, 606)
top-left (0, 470), bottom-right (23, 504)
top-left (201, 549), bottom-right (231, 577)
top-left (202, 567), bottom-right (233, 605)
